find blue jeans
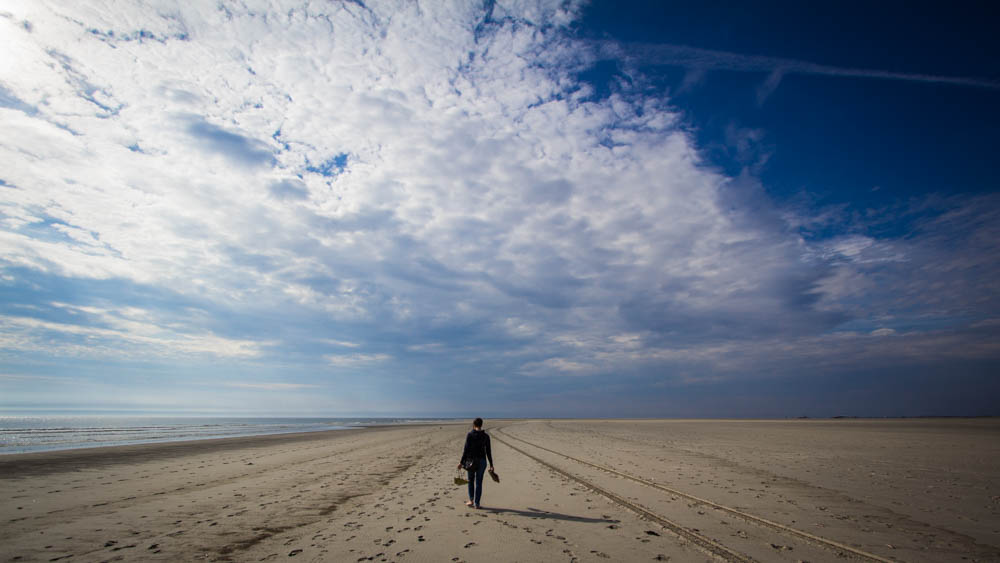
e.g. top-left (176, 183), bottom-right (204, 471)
top-left (466, 458), bottom-right (487, 506)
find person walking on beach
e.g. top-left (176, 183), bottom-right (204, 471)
top-left (458, 418), bottom-right (494, 508)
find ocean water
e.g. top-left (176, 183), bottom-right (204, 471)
top-left (0, 416), bottom-right (423, 454)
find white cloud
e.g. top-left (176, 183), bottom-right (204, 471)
top-left (319, 339), bottom-right (361, 349)
top-left (521, 357), bottom-right (593, 376)
top-left (0, 4), bottom-right (728, 331)
top-left (0, 305), bottom-right (263, 359)
top-left (326, 353), bottom-right (391, 367)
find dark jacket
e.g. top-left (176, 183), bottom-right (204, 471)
top-left (460, 429), bottom-right (493, 467)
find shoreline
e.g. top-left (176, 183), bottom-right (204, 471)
top-left (0, 416), bottom-right (464, 458)
top-left (0, 422), bottom-right (453, 478)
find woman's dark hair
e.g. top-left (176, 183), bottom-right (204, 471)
top-left (473, 417), bottom-right (484, 428)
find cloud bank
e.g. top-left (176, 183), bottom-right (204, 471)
top-left (0, 1), bottom-right (997, 416)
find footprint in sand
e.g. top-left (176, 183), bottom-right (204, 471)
top-left (464, 542), bottom-right (477, 548)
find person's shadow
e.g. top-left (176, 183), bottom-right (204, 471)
top-left (479, 506), bottom-right (618, 524)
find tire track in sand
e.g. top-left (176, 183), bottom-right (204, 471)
top-left (494, 427), bottom-right (894, 563)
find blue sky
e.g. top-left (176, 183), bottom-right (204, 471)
top-left (1, 1), bottom-right (998, 418)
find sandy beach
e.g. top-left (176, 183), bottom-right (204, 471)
top-left (2, 419), bottom-right (998, 562)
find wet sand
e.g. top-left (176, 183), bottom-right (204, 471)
top-left (1, 419), bottom-right (998, 562)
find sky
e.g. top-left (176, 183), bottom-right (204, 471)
top-left (1, 0), bottom-right (998, 418)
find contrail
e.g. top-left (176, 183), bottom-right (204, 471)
top-left (595, 41), bottom-right (1000, 91)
